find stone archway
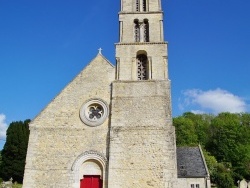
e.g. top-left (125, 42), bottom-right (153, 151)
top-left (71, 150), bottom-right (107, 188)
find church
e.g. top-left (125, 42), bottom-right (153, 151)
top-left (23, 0), bottom-right (211, 187)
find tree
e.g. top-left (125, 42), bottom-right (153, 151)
top-left (0, 150), bottom-right (2, 167)
top-left (173, 112), bottom-right (250, 186)
top-left (203, 149), bottom-right (234, 187)
top-left (182, 112), bottom-right (213, 146)
top-left (173, 116), bottom-right (198, 146)
top-left (213, 163), bottom-right (234, 188)
top-left (173, 112), bottom-right (213, 146)
top-left (0, 119), bottom-right (30, 183)
top-left (207, 113), bottom-right (250, 180)
top-left (203, 149), bottom-right (218, 181)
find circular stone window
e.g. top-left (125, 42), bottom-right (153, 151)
top-left (80, 99), bottom-right (109, 127)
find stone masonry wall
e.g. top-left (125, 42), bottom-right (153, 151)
top-left (116, 43), bottom-right (168, 80)
top-left (119, 13), bottom-right (164, 43)
top-left (23, 54), bottom-right (115, 188)
top-left (108, 80), bottom-right (178, 188)
top-left (177, 178), bottom-right (209, 188)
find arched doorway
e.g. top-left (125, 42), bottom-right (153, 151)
top-left (71, 150), bottom-right (107, 188)
top-left (80, 175), bottom-right (102, 188)
top-left (80, 160), bottom-right (103, 188)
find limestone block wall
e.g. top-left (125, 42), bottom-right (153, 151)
top-left (108, 80), bottom-right (177, 188)
top-left (177, 178), bottom-right (210, 188)
top-left (23, 54), bottom-right (115, 188)
top-left (111, 80), bottom-right (172, 124)
top-left (109, 126), bottom-right (177, 188)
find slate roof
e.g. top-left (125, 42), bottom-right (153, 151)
top-left (176, 146), bottom-right (209, 178)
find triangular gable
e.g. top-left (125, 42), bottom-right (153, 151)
top-left (30, 53), bottom-right (115, 127)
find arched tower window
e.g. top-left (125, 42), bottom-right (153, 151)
top-left (143, 19), bottom-right (149, 42)
top-left (136, 0), bottom-right (140, 11)
top-left (134, 19), bottom-right (140, 42)
top-left (137, 53), bottom-right (148, 80)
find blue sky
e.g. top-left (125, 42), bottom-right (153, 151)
top-left (0, 0), bottom-right (250, 148)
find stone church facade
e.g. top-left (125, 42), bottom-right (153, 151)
top-left (23, 0), bottom-right (210, 187)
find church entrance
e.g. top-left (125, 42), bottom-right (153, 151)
top-left (80, 175), bottom-right (103, 188)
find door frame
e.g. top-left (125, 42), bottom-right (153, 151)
top-left (70, 150), bottom-right (107, 188)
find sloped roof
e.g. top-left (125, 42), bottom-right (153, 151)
top-left (176, 146), bottom-right (209, 178)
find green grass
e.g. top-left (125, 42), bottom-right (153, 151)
top-left (12, 183), bottom-right (22, 188)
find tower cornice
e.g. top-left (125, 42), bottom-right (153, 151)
top-left (115, 42), bottom-right (167, 45)
top-left (119, 11), bottom-right (163, 15)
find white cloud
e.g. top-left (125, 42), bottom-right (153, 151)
top-left (0, 114), bottom-right (8, 140)
top-left (191, 110), bottom-right (206, 114)
top-left (179, 88), bottom-right (247, 114)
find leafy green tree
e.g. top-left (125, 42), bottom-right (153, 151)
top-left (174, 112), bottom-right (214, 146)
top-left (208, 113), bottom-right (241, 161)
top-left (214, 163), bottom-right (234, 188)
top-left (182, 112), bottom-right (213, 146)
top-left (207, 113), bottom-right (250, 180)
top-left (0, 150), bottom-right (2, 166)
top-left (203, 149), bottom-right (218, 181)
top-left (0, 119), bottom-right (30, 183)
top-left (174, 112), bottom-right (250, 186)
top-left (0, 151), bottom-right (2, 183)
top-left (173, 116), bottom-right (198, 146)
top-left (238, 113), bottom-right (250, 179)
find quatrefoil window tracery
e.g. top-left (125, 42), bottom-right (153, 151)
top-left (88, 105), bottom-right (103, 120)
top-left (80, 99), bottom-right (109, 127)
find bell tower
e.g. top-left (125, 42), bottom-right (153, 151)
top-left (116, 0), bottom-right (168, 81)
top-left (108, 0), bottom-right (177, 187)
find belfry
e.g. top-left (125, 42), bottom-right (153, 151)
top-left (108, 0), bottom-right (177, 187)
top-left (23, 0), bottom-right (211, 188)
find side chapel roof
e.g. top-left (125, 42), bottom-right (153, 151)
top-left (176, 146), bottom-right (210, 178)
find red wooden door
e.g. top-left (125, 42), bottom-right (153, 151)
top-left (80, 175), bottom-right (102, 188)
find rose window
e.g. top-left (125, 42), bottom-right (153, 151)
top-left (80, 99), bottom-right (109, 127)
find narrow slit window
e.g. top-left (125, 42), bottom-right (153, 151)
top-left (136, 0), bottom-right (140, 11)
top-left (134, 20), bottom-right (140, 42)
top-left (143, 0), bottom-right (147, 11)
top-left (143, 19), bottom-right (149, 42)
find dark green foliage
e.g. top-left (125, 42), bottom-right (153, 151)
top-left (173, 112), bottom-right (250, 187)
top-left (202, 150), bottom-right (218, 181)
top-left (0, 150), bottom-right (2, 166)
top-left (173, 116), bottom-right (198, 146)
top-left (0, 120), bottom-right (30, 183)
top-left (213, 163), bottom-right (234, 188)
